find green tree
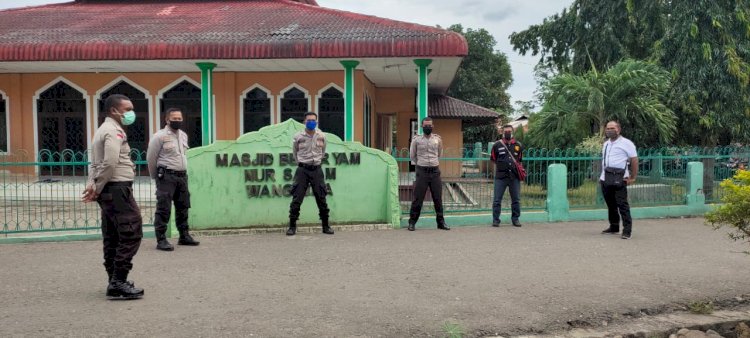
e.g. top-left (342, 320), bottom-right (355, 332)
top-left (525, 59), bottom-right (675, 149)
top-left (462, 123), bottom-right (500, 146)
top-left (512, 0), bottom-right (750, 146)
top-left (512, 100), bottom-right (536, 118)
top-left (447, 24), bottom-right (513, 113)
top-left (657, 0), bottom-right (750, 146)
top-left (510, 0), bottom-right (666, 75)
top-left (446, 24), bottom-right (513, 145)
top-left (657, 0), bottom-right (750, 198)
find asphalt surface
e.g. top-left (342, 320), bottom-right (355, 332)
top-left (1, 218), bottom-right (749, 337)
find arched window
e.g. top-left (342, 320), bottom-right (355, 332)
top-left (98, 81), bottom-right (149, 152)
top-left (160, 81), bottom-right (201, 148)
top-left (280, 87), bottom-right (308, 124)
top-left (242, 88), bottom-right (271, 133)
top-left (37, 82), bottom-right (87, 153)
top-left (317, 87), bottom-right (344, 139)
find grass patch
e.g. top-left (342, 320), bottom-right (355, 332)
top-left (441, 321), bottom-right (465, 338)
top-left (687, 300), bottom-right (714, 314)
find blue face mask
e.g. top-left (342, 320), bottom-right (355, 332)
top-left (121, 110), bottom-right (136, 126)
top-left (305, 120), bottom-right (317, 130)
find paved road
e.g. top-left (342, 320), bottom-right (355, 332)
top-left (1, 218), bottom-right (749, 337)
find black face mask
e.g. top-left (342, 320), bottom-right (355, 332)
top-left (503, 132), bottom-right (512, 140)
top-left (422, 126), bottom-right (433, 135)
top-left (605, 130), bottom-right (617, 139)
top-left (169, 121), bottom-right (183, 130)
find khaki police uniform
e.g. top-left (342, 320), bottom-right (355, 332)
top-left (289, 129), bottom-right (330, 226)
top-left (88, 116), bottom-right (143, 283)
top-left (146, 126), bottom-right (192, 241)
top-left (408, 133), bottom-right (447, 227)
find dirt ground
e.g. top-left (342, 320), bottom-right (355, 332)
top-left (1, 218), bottom-right (749, 337)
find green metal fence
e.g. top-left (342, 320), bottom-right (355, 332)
top-left (393, 145), bottom-right (749, 215)
top-left (1, 150), bottom-right (154, 235)
top-left (2, 146), bottom-right (747, 234)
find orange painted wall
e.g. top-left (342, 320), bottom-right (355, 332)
top-left (373, 87), bottom-right (464, 175)
top-left (0, 71), bottom-right (359, 154)
top-left (0, 71), bottom-right (464, 173)
top-left (376, 87), bottom-right (416, 152)
top-left (433, 119), bottom-right (464, 177)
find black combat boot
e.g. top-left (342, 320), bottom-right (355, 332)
top-left (105, 268), bottom-right (134, 291)
top-left (155, 231), bottom-right (174, 251)
top-left (106, 270), bottom-right (144, 300)
top-left (177, 229), bottom-right (200, 246)
top-left (286, 219), bottom-right (297, 236)
top-left (322, 219), bottom-right (334, 235)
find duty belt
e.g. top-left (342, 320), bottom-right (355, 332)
top-left (298, 163), bottom-right (320, 170)
top-left (418, 165), bottom-right (439, 173)
top-left (163, 168), bottom-right (187, 177)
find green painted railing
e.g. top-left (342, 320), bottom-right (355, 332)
top-left (1, 146), bottom-right (747, 234)
top-left (1, 149), bottom-right (154, 235)
top-left (392, 145), bottom-right (749, 215)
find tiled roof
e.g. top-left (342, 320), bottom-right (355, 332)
top-left (429, 95), bottom-right (501, 119)
top-left (0, 0), bottom-right (467, 61)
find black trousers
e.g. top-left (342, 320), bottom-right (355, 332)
top-left (601, 181), bottom-right (632, 235)
top-left (408, 166), bottom-right (445, 225)
top-left (153, 171), bottom-right (191, 236)
top-left (97, 182), bottom-right (143, 277)
top-left (289, 165), bottom-right (329, 222)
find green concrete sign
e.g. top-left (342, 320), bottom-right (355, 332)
top-left (185, 119), bottom-right (400, 230)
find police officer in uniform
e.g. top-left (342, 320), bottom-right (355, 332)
top-left (407, 117), bottom-right (450, 231)
top-left (490, 124), bottom-right (524, 227)
top-left (286, 112), bottom-right (333, 236)
top-left (146, 108), bottom-right (200, 251)
top-left (82, 94), bottom-right (144, 300)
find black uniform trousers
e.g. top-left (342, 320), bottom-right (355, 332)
top-left (289, 164), bottom-right (329, 222)
top-left (153, 170), bottom-right (191, 236)
top-left (97, 182), bottom-right (143, 277)
top-left (408, 165), bottom-right (445, 225)
top-left (600, 181), bottom-right (632, 235)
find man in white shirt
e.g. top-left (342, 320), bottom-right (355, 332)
top-left (599, 121), bottom-right (638, 239)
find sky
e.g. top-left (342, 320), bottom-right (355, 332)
top-left (0, 0), bottom-right (570, 108)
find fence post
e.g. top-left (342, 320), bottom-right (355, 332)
top-left (651, 156), bottom-right (663, 183)
top-left (686, 161), bottom-right (705, 208)
top-left (546, 164), bottom-right (570, 221)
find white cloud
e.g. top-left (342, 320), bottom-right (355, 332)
top-left (1, 0), bottom-right (571, 106)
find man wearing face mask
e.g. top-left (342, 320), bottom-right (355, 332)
top-left (490, 124), bottom-right (524, 227)
top-left (407, 117), bottom-right (450, 231)
top-left (600, 121), bottom-right (638, 239)
top-left (147, 108), bottom-right (200, 251)
top-left (82, 94), bottom-right (144, 300)
top-left (286, 112), bottom-right (333, 236)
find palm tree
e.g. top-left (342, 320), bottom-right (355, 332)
top-left (527, 59), bottom-right (676, 149)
